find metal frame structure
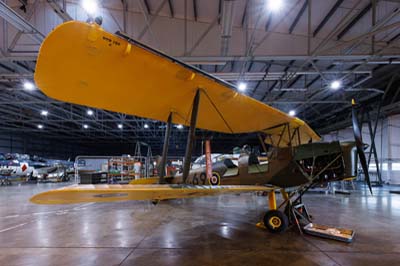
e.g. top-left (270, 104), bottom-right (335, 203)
top-left (0, 0), bottom-right (399, 157)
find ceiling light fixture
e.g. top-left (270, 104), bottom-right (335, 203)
top-left (82, 0), bottom-right (98, 15)
top-left (330, 80), bottom-right (342, 90)
top-left (266, 0), bottom-right (284, 12)
top-left (238, 82), bottom-right (247, 92)
top-left (23, 81), bottom-right (35, 91)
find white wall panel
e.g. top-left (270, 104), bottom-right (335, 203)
top-left (323, 114), bottom-right (400, 184)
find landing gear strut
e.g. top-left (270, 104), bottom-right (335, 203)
top-left (261, 189), bottom-right (311, 234)
top-left (262, 190), bottom-right (290, 233)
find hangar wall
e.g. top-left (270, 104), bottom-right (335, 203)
top-left (0, 133), bottom-right (93, 159)
top-left (322, 114), bottom-right (400, 185)
top-left (0, 133), bottom-right (141, 160)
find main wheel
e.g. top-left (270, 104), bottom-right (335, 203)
top-left (263, 210), bottom-right (289, 233)
top-left (208, 172), bottom-right (221, 186)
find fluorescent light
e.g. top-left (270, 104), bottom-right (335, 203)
top-left (40, 110), bottom-right (48, 116)
top-left (238, 82), bottom-right (247, 92)
top-left (266, 0), bottom-right (284, 12)
top-left (37, 124), bottom-right (43, 129)
top-left (82, 0), bottom-right (98, 15)
top-left (288, 110), bottom-right (296, 117)
top-left (23, 81), bottom-right (35, 90)
top-left (330, 80), bottom-right (342, 90)
top-left (118, 124), bottom-right (123, 129)
top-left (83, 124), bottom-right (89, 129)
top-left (177, 124), bottom-right (183, 129)
top-left (87, 109), bottom-right (94, 116)
top-left (144, 124), bottom-right (149, 129)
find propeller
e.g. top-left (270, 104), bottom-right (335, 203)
top-left (351, 99), bottom-right (372, 194)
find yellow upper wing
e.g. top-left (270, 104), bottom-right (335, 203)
top-left (30, 184), bottom-right (273, 204)
top-left (34, 21), bottom-right (320, 142)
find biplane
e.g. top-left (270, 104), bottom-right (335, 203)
top-left (30, 21), bottom-right (371, 233)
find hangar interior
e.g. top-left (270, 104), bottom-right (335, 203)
top-left (0, 0), bottom-right (400, 265)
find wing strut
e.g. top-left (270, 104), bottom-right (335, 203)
top-left (182, 89), bottom-right (201, 183)
top-left (159, 112), bottom-right (173, 183)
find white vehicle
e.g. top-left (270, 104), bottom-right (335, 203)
top-left (191, 153), bottom-right (240, 170)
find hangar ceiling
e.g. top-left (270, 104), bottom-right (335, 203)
top-left (0, 0), bottom-right (400, 154)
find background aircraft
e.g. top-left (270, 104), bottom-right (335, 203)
top-left (0, 153), bottom-right (74, 182)
top-left (0, 153), bottom-right (35, 179)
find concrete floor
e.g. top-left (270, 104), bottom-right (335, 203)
top-left (0, 183), bottom-right (400, 266)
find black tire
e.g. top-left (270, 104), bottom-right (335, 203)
top-left (208, 172), bottom-right (220, 186)
top-left (263, 210), bottom-right (289, 233)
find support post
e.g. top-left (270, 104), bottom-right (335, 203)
top-left (205, 139), bottom-right (212, 180)
top-left (366, 111), bottom-right (382, 184)
top-left (159, 113), bottom-right (172, 183)
top-left (258, 133), bottom-right (268, 154)
top-left (182, 90), bottom-right (201, 183)
top-left (268, 191), bottom-right (277, 210)
top-left (307, 0), bottom-right (311, 55)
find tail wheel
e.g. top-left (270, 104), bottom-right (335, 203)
top-left (208, 172), bottom-right (221, 186)
top-left (263, 210), bottom-right (288, 233)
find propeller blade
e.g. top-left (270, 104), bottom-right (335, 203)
top-left (351, 99), bottom-right (372, 193)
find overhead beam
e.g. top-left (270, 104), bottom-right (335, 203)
top-left (193, 0), bottom-right (198, 21)
top-left (315, 93), bottom-right (397, 134)
top-left (47, 0), bottom-right (72, 21)
top-left (241, 0), bottom-right (249, 27)
top-left (289, 0), bottom-right (308, 34)
top-left (220, 0), bottom-right (236, 56)
top-left (337, 3), bottom-right (372, 40)
top-left (187, 14), bottom-right (220, 55)
top-left (167, 0), bottom-right (174, 17)
top-left (264, 15), bottom-right (272, 31)
top-left (137, 0), bottom-right (168, 39)
top-left (211, 70), bottom-right (371, 81)
top-left (0, 63), bottom-right (16, 73)
top-left (0, 1), bottom-right (44, 43)
top-left (218, 0), bottom-right (222, 24)
top-left (387, 32), bottom-right (400, 44)
top-left (122, 0), bottom-right (128, 32)
top-left (143, 0), bottom-right (151, 14)
top-left (251, 63), bottom-right (271, 97)
top-left (313, 0), bottom-right (343, 37)
top-left (179, 54), bottom-right (400, 63)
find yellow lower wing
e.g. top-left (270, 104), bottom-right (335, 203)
top-left (128, 177), bottom-right (160, 185)
top-left (30, 184), bottom-right (273, 205)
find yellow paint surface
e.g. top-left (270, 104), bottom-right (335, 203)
top-left (30, 184), bottom-right (273, 204)
top-left (35, 21), bottom-right (320, 142)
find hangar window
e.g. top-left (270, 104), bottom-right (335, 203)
top-left (369, 164), bottom-right (377, 171)
top-left (392, 163), bottom-right (400, 171)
